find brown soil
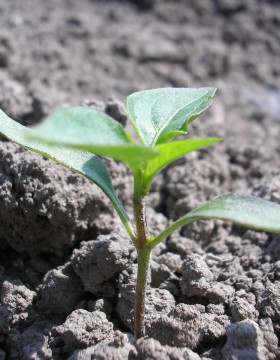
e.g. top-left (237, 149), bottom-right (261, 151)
top-left (0, 0), bottom-right (280, 359)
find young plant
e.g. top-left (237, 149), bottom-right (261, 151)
top-left (1, 87), bottom-right (280, 340)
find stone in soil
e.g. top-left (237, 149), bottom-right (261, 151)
top-left (221, 320), bottom-right (269, 360)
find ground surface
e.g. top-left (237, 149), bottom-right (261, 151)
top-left (0, 0), bottom-right (280, 359)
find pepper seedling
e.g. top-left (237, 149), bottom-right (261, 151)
top-left (1, 87), bottom-right (280, 340)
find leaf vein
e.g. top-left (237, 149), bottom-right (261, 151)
top-left (151, 92), bottom-right (211, 146)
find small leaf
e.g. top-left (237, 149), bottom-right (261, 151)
top-left (0, 109), bottom-right (135, 239)
top-left (149, 194), bottom-right (280, 249)
top-left (29, 107), bottom-right (158, 170)
top-left (143, 138), bottom-right (223, 192)
top-left (127, 87), bottom-right (216, 147)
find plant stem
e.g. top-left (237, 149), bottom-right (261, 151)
top-left (134, 246), bottom-right (151, 340)
top-left (133, 172), bottom-right (148, 249)
top-left (133, 170), bottom-right (151, 339)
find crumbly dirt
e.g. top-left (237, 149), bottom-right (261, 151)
top-left (0, 0), bottom-right (280, 359)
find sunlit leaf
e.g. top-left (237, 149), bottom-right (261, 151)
top-left (29, 107), bottom-right (158, 170)
top-left (127, 87), bottom-right (216, 147)
top-left (149, 194), bottom-right (280, 249)
top-left (188, 194), bottom-right (280, 232)
top-left (0, 109), bottom-right (135, 238)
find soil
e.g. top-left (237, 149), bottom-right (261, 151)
top-left (0, 0), bottom-right (280, 359)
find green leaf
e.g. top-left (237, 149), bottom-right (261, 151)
top-left (143, 138), bottom-right (223, 192)
top-left (0, 109), bottom-right (135, 239)
top-left (127, 87), bottom-right (216, 147)
top-left (188, 194), bottom-right (280, 232)
top-left (29, 107), bottom-right (158, 170)
top-left (149, 194), bottom-right (280, 250)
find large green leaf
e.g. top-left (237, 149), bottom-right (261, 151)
top-left (127, 87), bottom-right (216, 147)
top-left (148, 194), bottom-right (280, 249)
top-left (29, 107), bottom-right (158, 170)
top-left (143, 138), bottom-right (223, 193)
top-left (0, 109), bottom-right (135, 239)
